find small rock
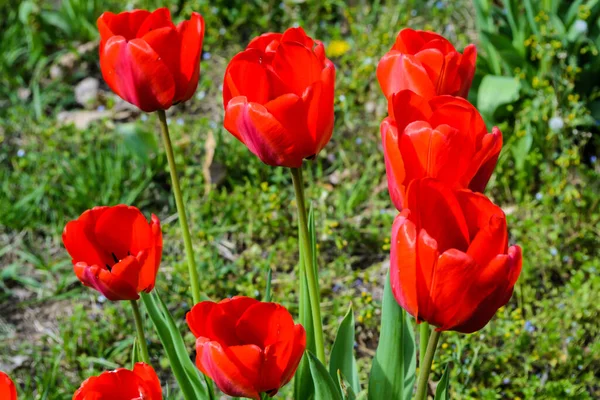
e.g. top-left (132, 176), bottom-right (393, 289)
top-left (49, 64), bottom-right (64, 80)
top-left (57, 110), bottom-right (111, 129)
top-left (75, 77), bottom-right (99, 107)
top-left (17, 88), bottom-right (31, 101)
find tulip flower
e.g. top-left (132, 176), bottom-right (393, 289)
top-left (222, 27), bottom-right (335, 167)
top-left (381, 90), bottom-right (502, 210)
top-left (62, 205), bottom-right (162, 301)
top-left (390, 178), bottom-right (522, 333)
top-left (0, 372), bottom-right (17, 400)
top-left (73, 363), bottom-right (162, 400)
top-left (97, 8), bottom-right (205, 112)
top-left (377, 28), bottom-right (476, 100)
top-left (186, 296), bottom-right (306, 399)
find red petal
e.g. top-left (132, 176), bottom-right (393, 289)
top-left (235, 302), bottom-right (295, 348)
top-left (281, 26), bottom-right (313, 48)
top-left (223, 49), bottom-right (271, 106)
top-left (97, 10), bottom-right (150, 42)
top-left (405, 179), bottom-right (470, 253)
top-left (457, 44), bottom-right (477, 98)
top-left (389, 89), bottom-right (432, 133)
top-left (468, 127), bottom-right (502, 192)
top-left (278, 324), bottom-right (306, 387)
top-left (264, 93), bottom-right (313, 156)
top-left (63, 206), bottom-right (112, 268)
top-left (73, 368), bottom-right (145, 400)
top-left (0, 372), bottom-right (17, 400)
top-left (248, 32), bottom-right (283, 53)
top-left (303, 63), bottom-right (335, 155)
top-left (430, 249), bottom-right (478, 330)
top-left (197, 341), bottom-right (260, 399)
top-left (100, 37), bottom-right (175, 112)
top-left (270, 42), bottom-right (323, 97)
top-left (224, 97), bottom-right (306, 167)
top-left (135, 7), bottom-right (175, 37)
top-left (93, 205), bottom-right (153, 260)
top-left (376, 52), bottom-right (436, 100)
top-left (393, 29), bottom-right (454, 54)
top-left (428, 95), bottom-right (487, 140)
top-left (133, 363), bottom-right (162, 400)
top-left (175, 12), bottom-right (204, 102)
top-left (390, 211), bottom-right (419, 318)
top-left (381, 118), bottom-right (406, 210)
top-left (141, 26), bottom-right (181, 93)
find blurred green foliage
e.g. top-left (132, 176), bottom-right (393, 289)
top-left (0, 0), bottom-right (598, 399)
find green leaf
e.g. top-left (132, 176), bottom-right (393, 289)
top-left (511, 132), bottom-right (533, 171)
top-left (141, 291), bottom-right (212, 400)
top-left (337, 370), bottom-right (357, 400)
top-left (307, 351), bottom-right (343, 400)
top-left (117, 123), bottom-right (159, 163)
top-left (294, 205), bottom-right (319, 400)
top-left (131, 337), bottom-right (140, 368)
top-left (263, 267), bottom-right (272, 302)
top-left (477, 75), bottom-right (521, 123)
top-left (329, 305), bottom-right (360, 396)
top-left (367, 271), bottom-right (416, 400)
top-left (434, 364), bottom-right (451, 400)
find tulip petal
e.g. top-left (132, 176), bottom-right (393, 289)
top-left (133, 362), bottom-right (163, 399)
top-left (376, 52), bottom-right (436, 99)
top-left (101, 36), bottom-right (175, 112)
top-left (97, 10), bottom-right (151, 42)
top-left (278, 324), bottom-right (306, 387)
top-left (381, 118), bottom-right (406, 210)
top-left (224, 97), bottom-right (306, 167)
top-left (236, 302), bottom-right (295, 348)
top-left (430, 249), bottom-right (478, 330)
top-left (271, 42), bottom-right (324, 97)
top-left (63, 206), bottom-right (112, 268)
top-left (389, 89), bottom-right (433, 132)
top-left (223, 50), bottom-right (271, 106)
top-left (457, 44), bottom-right (477, 98)
top-left (76, 257), bottom-right (141, 301)
top-left (428, 95), bottom-right (487, 138)
top-left (468, 127), bottom-right (502, 192)
top-left (197, 341), bottom-right (260, 399)
top-left (390, 211), bottom-right (419, 317)
top-left (94, 205), bottom-right (153, 260)
top-left (405, 179), bottom-right (470, 253)
top-left (135, 7), bottom-right (175, 37)
top-left (400, 123), bottom-right (474, 190)
top-left (0, 372), bottom-right (17, 400)
top-left (175, 12), bottom-right (204, 102)
top-left (303, 63), bottom-right (335, 154)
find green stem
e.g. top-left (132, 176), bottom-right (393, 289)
top-left (415, 330), bottom-right (441, 400)
top-left (290, 167), bottom-right (326, 364)
top-left (157, 110), bottom-right (201, 304)
top-left (260, 393), bottom-right (269, 400)
top-left (130, 300), bottom-right (150, 364)
top-left (419, 322), bottom-right (430, 368)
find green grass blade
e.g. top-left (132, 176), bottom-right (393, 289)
top-left (434, 364), bottom-right (451, 400)
top-left (307, 351), bottom-right (343, 400)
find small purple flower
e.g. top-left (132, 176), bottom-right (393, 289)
top-left (524, 320), bottom-right (535, 333)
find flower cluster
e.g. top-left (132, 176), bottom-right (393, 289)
top-left (378, 29), bottom-right (522, 333)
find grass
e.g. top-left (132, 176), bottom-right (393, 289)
top-left (0, 0), bottom-right (599, 399)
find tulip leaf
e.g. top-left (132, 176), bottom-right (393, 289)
top-left (434, 364), bottom-right (451, 400)
top-left (337, 370), bottom-right (357, 400)
top-left (367, 270), bottom-right (416, 400)
top-left (263, 267), bottom-right (272, 302)
top-left (131, 337), bottom-right (139, 368)
top-left (477, 75), bottom-right (521, 124)
top-left (294, 205), bottom-right (319, 400)
top-left (307, 351), bottom-right (343, 400)
top-left (329, 305), bottom-right (360, 396)
top-left (141, 291), bottom-right (212, 400)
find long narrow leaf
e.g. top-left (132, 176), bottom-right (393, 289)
top-left (329, 305), bottom-right (360, 395)
top-left (141, 292), bottom-right (211, 400)
top-left (367, 270), bottom-right (416, 400)
top-left (434, 364), bottom-right (451, 400)
top-left (307, 351), bottom-right (343, 400)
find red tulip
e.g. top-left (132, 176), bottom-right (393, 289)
top-left (62, 205), bottom-right (162, 301)
top-left (381, 90), bottom-right (502, 210)
top-left (390, 178), bottom-right (522, 333)
top-left (377, 28), bottom-right (476, 100)
top-left (97, 8), bottom-right (205, 112)
top-left (0, 371), bottom-right (17, 400)
top-left (186, 296), bottom-right (306, 399)
top-left (73, 362), bottom-right (162, 400)
top-left (222, 27), bottom-right (336, 167)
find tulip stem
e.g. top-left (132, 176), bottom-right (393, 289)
top-left (157, 110), bottom-right (201, 305)
top-left (130, 300), bottom-right (150, 364)
top-left (290, 167), bottom-right (326, 365)
top-left (415, 329), bottom-right (441, 400)
top-left (419, 322), bottom-right (430, 368)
